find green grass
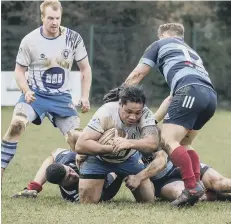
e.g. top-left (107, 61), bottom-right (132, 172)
top-left (1, 107), bottom-right (231, 224)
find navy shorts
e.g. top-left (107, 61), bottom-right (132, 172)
top-left (163, 85), bottom-right (217, 130)
top-left (80, 152), bottom-right (145, 179)
top-left (151, 163), bottom-right (210, 198)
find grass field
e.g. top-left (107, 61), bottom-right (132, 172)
top-left (1, 107), bottom-right (231, 224)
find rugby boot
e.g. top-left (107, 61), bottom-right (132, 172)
top-left (171, 182), bottom-right (205, 207)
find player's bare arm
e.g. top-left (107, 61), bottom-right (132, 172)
top-left (125, 151), bottom-right (168, 190)
top-left (77, 57), bottom-right (92, 113)
top-left (154, 96), bottom-right (172, 123)
top-left (15, 64), bottom-right (36, 103)
top-left (75, 126), bottom-right (113, 154)
top-left (113, 125), bottom-right (160, 153)
top-left (12, 149), bottom-right (68, 198)
top-left (125, 64), bottom-right (151, 86)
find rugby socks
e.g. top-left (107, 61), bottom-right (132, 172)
top-left (187, 150), bottom-right (200, 182)
top-left (1, 140), bottom-right (17, 169)
top-left (170, 146), bottom-right (196, 189)
top-left (27, 181), bottom-right (42, 193)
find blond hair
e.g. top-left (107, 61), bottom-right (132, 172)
top-left (158, 23), bottom-right (184, 38)
top-left (40, 0), bottom-right (63, 17)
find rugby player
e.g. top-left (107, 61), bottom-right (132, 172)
top-left (124, 23), bottom-right (217, 206)
top-left (76, 85), bottom-right (160, 204)
top-left (125, 150), bottom-right (231, 203)
top-left (1, 0), bottom-right (92, 180)
top-left (12, 148), bottom-right (122, 202)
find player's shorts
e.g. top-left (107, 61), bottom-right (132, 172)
top-left (80, 152), bottom-right (145, 179)
top-left (151, 163), bottom-right (210, 198)
top-left (163, 84), bottom-right (217, 130)
top-left (15, 90), bottom-right (79, 134)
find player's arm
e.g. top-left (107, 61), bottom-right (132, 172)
top-left (75, 34), bottom-right (92, 113)
top-left (15, 64), bottom-right (30, 94)
top-left (125, 151), bottom-right (168, 190)
top-left (12, 149), bottom-right (66, 198)
top-left (125, 64), bottom-right (151, 86)
top-left (154, 95), bottom-right (172, 123)
top-left (77, 57), bottom-right (92, 113)
top-left (75, 126), bottom-right (113, 155)
top-left (15, 37), bottom-right (35, 103)
top-left (125, 41), bottom-right (159, 86)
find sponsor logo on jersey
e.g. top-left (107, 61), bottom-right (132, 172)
top-left (42, 67), bottom-right (65, 89)
top-left (40, 53), bottom-right (46, 59)
top-left (62, 49), bottom-right (71, 59)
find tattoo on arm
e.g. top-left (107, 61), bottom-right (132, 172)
top-left (160, 140), bottom-right (171, 155)
top-left (141, 125), bottom-right (161, 144)
top-left (125, 73), bottom-right (143, 85)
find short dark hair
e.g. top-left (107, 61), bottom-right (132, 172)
top-left (46, 163), bottom-right (66, 185)
top-left (119, 85), bottom-right (146, 106)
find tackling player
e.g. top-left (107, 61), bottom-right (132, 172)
top-left (1, 0), bottom-right (92, 180)
top-left (124, 23), bottom-right (217, 206)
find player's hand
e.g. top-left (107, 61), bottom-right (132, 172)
top-left (79, 97), bottom-right (90, 113)
top-left (25, 90), bottom-right (36, 103)
top-left (124, 175), bottom-right (141, 191)
top-left (76, 154), bottom-right (88, 169)
top-left (112, 130), bottom-right (130, 153)
top-left (11, 188), bottom-right (38, 198)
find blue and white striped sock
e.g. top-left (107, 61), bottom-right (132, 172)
top-left (1, 140), bottom-right (18, 169)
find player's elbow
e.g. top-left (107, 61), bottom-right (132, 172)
top-left (146, 138), bottom-right (160, 153)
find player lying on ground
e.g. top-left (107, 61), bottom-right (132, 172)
top-left (75, 85), bottom-right (166, 204)
top-left (1, 0), bottom-right (92, 181)
top-left (12, 148), bottom-right (122, 202)
top-left (125, 150), bottom-right (231, 203)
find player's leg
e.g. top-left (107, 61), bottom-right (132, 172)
top-left (160, 180), bottom-right (184, 201)
top-left (132, 178), bottom-right (154, 203)
top-left (161, 85), bottom-right (211, 206)
top-left (180, 131), bottom-right (200, 182)
top-left (101, 173), bottom-right (123, 201)
top-left (54, 115), bottom-right (81, 151)
top-left (1, 103), bottom-right (38, 180)
top-left (118, 152), bottom-right (155, 203)
top-left (202, 167), bottom-right (231, 193)
top-left (79, 155), bottom-right (108, 203)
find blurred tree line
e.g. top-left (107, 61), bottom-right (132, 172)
top-left (1, 1), bottom-right (231, 107)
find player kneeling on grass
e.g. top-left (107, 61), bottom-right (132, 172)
top-left (125, 150), bottom-right (231, 203)
top-left (76, 85), bottom-right (161, 204)
top-left (12, 148), bottom-right (122, 202)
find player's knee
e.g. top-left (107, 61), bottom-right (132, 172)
top-left (7, 116), bottom-right (28, 138)
top-left (209, 176), bottom-right (224, 191)
top-left (171, 188), bottom-right (182, 200)
top-left (79, 186), bottom-right (100, 204)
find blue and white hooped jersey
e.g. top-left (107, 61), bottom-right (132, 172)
top-left (139, 37), bottom-right (214, 94)
top-left (16, 26), bottom-right (87, 95)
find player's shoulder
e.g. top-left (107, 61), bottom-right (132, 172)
top-left (60, 26), bottom-right (81, 37)
top-left (139, 106), bottom-right (157, 125)
top-left (157, 37), bottom-right (184, 48)
top-left (98, 102), bottom-right (119, 114)
top-left (21, 27), bottom-right (41, 43)
top-left (25, 27), bottom-right (41, 38)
